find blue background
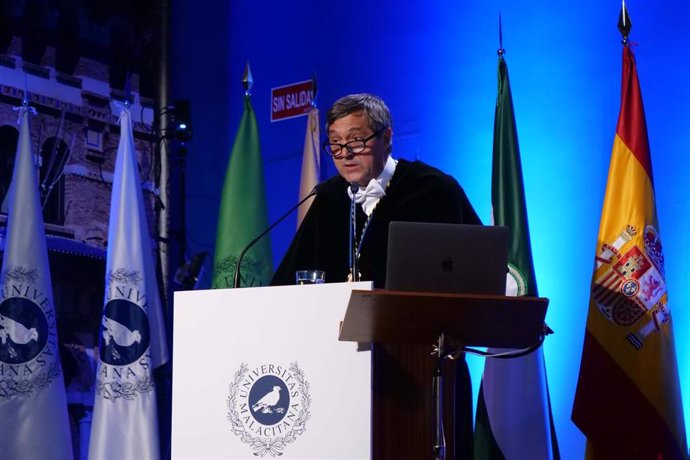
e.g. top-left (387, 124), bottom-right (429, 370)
top-left (172, 1), bottom-right (690, 457)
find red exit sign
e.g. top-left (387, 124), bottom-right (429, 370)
top-left (270, 80), bottom-right (314, 122)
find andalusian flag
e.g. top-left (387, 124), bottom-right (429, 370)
top-left (474, 53), bottom-right (559, 460)
top-left (571, 42), bottom-right (687, 458)
top-left (296, 106), bottom-right (320, 229)
top-left (213, 93), bottom-right (272, 288)
top-left (0, 104), bottom-right (72, 460)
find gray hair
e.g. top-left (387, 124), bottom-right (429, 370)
top-left (326, 93), bottom-right (393, 136)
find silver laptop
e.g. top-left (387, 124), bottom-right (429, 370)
top-left (385, 222), bottom-right (509, 295)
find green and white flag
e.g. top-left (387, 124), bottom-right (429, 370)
top-left (213, 94), bottom-right (272, 288)
top-left (474, 55), bottom-right (560, 460)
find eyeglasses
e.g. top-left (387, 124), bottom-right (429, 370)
top-left (322, 128), bottom-right (385, 158)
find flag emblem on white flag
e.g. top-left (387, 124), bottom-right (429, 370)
top-left (1, 292), bottom-right (47, 363)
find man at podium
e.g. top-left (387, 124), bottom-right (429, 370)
top-left (271, 93), bottom-right (481, 287)
top-left (272, 93), bottom-right (482, 459)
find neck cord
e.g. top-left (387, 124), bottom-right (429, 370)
top-left (350, 185), bottom-right (389, 280)
top-left (349, 189), bottom-right (358, 281)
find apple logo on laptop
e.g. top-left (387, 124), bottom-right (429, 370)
top-left (441, 257), bottom-right (453, 272)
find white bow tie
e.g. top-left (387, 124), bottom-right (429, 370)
top-left (348, 180), bottom-right (386, 215)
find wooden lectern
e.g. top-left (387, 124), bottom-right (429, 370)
top-left (339, 289), bottom-right (548, 460)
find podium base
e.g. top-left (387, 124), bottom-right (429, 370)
top-left (371, 342), bottom-right (473, 460)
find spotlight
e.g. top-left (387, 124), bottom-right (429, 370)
top-left (173, 100), bottom-right (193, 143)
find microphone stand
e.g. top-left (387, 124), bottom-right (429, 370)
top-left (433, 332), bottom-right (446, 460)
top-left (233, 184), bottom-right (321, 288)
top-left (349, 183), bottom-right (359, 282)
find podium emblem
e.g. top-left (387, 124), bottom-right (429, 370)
top-left (227, 362), bottom-right (311, 457)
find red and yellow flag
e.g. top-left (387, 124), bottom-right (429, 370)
top-left (572, 45), bottom-right (687, 459)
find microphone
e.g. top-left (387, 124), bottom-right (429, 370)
top-left (174, 251), bottom-right (208, 290)
top-left (349, 183), bottom-right (359, 282)
top-left (233, 183), bottom-right (324, 288)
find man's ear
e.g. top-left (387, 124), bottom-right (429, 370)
top-left (383, 127), bottom-right (393, 147)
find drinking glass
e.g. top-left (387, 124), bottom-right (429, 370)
top-left (295, 270), bottom-right (325, 285)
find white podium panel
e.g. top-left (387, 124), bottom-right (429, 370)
top-left (172, 282), bottom-right (372, 460)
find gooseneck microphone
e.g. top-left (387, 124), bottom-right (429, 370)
top-left (349, 183), bottom-right (360, 282)
top-left (233, 183), bottom-right (324, 289)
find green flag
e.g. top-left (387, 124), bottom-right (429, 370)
top-left (213, 95), bottom-right (273, 288)
top-left (473, 55), bottom-right (560, 460)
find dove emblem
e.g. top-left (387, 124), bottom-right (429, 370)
top-left (0, 313), bottom-right (39, 345)
top-left (99, 298), bottom-right (151, 366)
top-left (252, 386), bottom-right (282, 414)
top-left (102, 317), bottom-right (142, 347)
top-left (0, 313), bottom-right (40, 361)
top-left (0, 297), bottom-right (50, 365)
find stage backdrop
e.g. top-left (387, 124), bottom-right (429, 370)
top-left (172, 1), bottom-right (690, 457)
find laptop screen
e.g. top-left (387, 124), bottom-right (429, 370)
top-left (385, 222), bottom-right (509, 295)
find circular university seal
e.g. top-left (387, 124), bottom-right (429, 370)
top-left (100, 298), bottom-right (151, 365)
top-left (0, 273), bottom-right (62, 400)
top-left (227, 362), bottom-right (311, 457)
top-left (0, 297), bottom-right (48, 364)
top-left (94, 291), bottom-right (156, 402)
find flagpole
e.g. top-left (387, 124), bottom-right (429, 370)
top-left (151, 5), bottom-right (174, 453)
top-left (155, 0), bottom-right (173, 314)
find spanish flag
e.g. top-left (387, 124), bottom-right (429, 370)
top-left (571, 44), bottom-right (687, 459)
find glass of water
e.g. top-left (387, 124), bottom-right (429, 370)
top-left (295, 270), bottom-right (325, 285)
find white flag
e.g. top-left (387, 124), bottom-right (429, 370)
top-left (88, 107), bottom-right (169, 460)
top-left (296, 106), bottom-right (320, 228)
top-left (0, 105), bottom-right (73, 459)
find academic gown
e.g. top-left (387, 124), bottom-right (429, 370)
top-left (272, 158), bottom-right (482, 459)
top-left (271, 158), bottom-right (481, 288)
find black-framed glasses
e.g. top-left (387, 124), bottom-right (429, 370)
top-left (322, 128), bottom-right (385, 158)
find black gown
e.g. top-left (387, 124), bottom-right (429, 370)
top-left (272, 158), bottom-right (481, 459)
top-left (271, 158), bottom-right (481, 288)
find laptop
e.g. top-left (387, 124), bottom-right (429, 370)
top-left (385, 222), bottom-right (509, 295)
